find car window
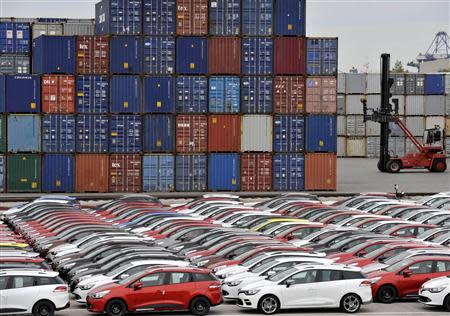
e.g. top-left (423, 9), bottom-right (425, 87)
top-left (169, 272), bottom-right (191, 284)
top-left (11, 276), bottom-right (35, 289)
top-left (0, 276), bottom-right (8, 290)
top-left (38, 277), bottom-right (63, 285)
top-left (407, 261), bottom-right (433, 274)
top-left (343, 271), bottom-right (366, 279)
top-left (121, 265), bottom-right (149, 279)
top-left (192, 273), bottom-right (216, 282)
top-left (262, 262), bottom-right (296, 276)
top-left (139, 273), bottom-right (168, 287)
top-left (318, 270), bottom-right (342, 282)
top-left (286, 270), bottom-right (318, 285)
top-left (435, 261), bottom-right (450, 273)
top-left (395, 227), bottom-right (414, 237)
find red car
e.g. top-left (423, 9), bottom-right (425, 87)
top-left (369, 256), bottom-right (450, 303)
top-left (327, 239), bottom-right (402, 263)
top-left (87, 266), bottom-right (222, 316)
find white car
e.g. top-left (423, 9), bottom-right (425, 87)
top-left (0, 269), bottom-right (69, 316)
top-left (237, 264), bottom-right (372, 314)
top-left (419, 275), bottom-right (450, 311)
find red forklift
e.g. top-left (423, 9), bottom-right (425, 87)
top-left (361, 54), bottom-right (447, 173)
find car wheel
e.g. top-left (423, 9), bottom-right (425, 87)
top-left (189, 297), bottom-right (210, 316)
top-left (444, 294), bottom-right (450, 312)
top-left (340, 294), bottom-right (361, 313)
top-left (257, 295), bottom-right (280, 315)
top-left (105, 299), bottom-right (127, 316)
top-left (33, 301), bottom-right (55, 316)
top-left (377, 285), bottom-right (397, 303)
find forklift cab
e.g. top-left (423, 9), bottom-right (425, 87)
top-left (424, 126), bottom-right (443, 147)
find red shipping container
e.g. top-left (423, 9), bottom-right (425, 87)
top-left (306, 77), bottom-right (337, 114)
top-left (208, 115), bottom-right (240, 152)
top-left (109, 154), bottom-right (142, 192)
top-left (209, 37), bottom-right (241, 74)
top-left (75, 154), bottom-right (109, 192)
top-left (305, 153), bottom-right (337, 191)
top-left (241, 153), bottom-right (272, 191)
top-left (176, 115), bottom-right (208, 152)
top-left (42, 75), bottom-right (75, 113)
top-left (77, 36), bottom-right (109, 74)
top-left (274, 76), bottom-right (305, 114)
top-left (274, 37), bottom-right (306, 74)
top-left (176, 0), bottom-right (208, 35)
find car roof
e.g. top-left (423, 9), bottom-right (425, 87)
top-left (294, 263), bottom-right (362, 272)
top-left (0, 269), bottom-right (59, 277)
top-left (146, 266), bottom-right (210, 274)
top-left (408, 255), bottom-right (450, 261)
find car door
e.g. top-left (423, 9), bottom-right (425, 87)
top-left (280, 270), bottom-right (319, 307)
top-left (311, 269), bottom-right (345, 307)
top-left (3, 275), bottom-right (39, 313)
top-left (161, 272), bottom-right (194, 309)
top-left (0, 276), bottom-right (9, 313)
top-left (127, 272), bottom-right (169, 312)
top-left (399, 260), bottom-right (434, 296)
top-left (432, 260), bottom-right (450, 279)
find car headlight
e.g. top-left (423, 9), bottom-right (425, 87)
top-left (63, 263), bottom-right (76, 269)
top-left (90, 290), bottom-right (110, 299)
top-left (424, 286), bottom-right (447, 293)
top-left (197, 260), bottom-right (208, 267)
top-left (79, 283), bottom-right (95, 291)
top-left (243, 289), bottom-right (260, 295)
top-left (226, 280), bottom-right (242, 287)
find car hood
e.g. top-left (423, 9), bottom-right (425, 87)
top-left (422, 276), bottom-right (450, 288)
top-left (361, 262), bottom-right (388, 274)
top-left (87, 281), bottom-right (120, 294)
top-left (216, 265), bottom-right (247, 276)
top-left (78, 274), bottom-right (110, 286)
top-left (224, 271), bottom-right (255, 282)
top-left (366, 269), bottom-right (392, 278)
top-left (239, 279), bottom-right (274, 291)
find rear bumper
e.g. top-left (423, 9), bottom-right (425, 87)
top-left (56, 301), bottom-right (70, 311)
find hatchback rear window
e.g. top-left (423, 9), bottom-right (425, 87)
top-left (192, 273), bottom-right (216, 282)
top-left (38, 276), bottom-right (64, 285)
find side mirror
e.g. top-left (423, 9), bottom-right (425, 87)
top-left (357, 251), bottom-right (367, 257)
top-left (285, 279), bottom-right (295, 288)
top-left (378, 257), bottom-right (386, 263)
top-left (133, 282), bottom-right (143, 290)
top-left (403, 270), bottom-right (412, 278)
top-left (286, 234), bottom-right (294, 241)
top-left (119, 274), bottom-right (129, 280)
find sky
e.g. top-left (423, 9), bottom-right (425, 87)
top-left (0, 0), bottom-right (448, 73)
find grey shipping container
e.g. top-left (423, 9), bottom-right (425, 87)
top-left (405, 74), bottom-right (425, 95)
top-left (389, 137), bottom-right (406, 157)
top-left (345, 95), bottom-right (364, 115)
top-left (405, 96), bottom-right (425, 116)
top-left (424, 95), bottom-right (446, 116)
top-left (345, 115), bottom-right (365, 136)
top-left (367, 136), bottom-right (380, 158)
top-left (337, 73), bottom-right (345, 94)
top-left (8, 115), bottom-right (41, 152)
top-left (337, 136), bottom-right (345, 157)
top-left (63, 21), bottom-right (95, 35)
top-left (366, 121), bottom-right (380, 136)
top-left (445, 74), bottom-right (450, 94)
top-left (32, 22), bottom-right (63, 39)
top-left (345, 73), bottom-right (365, 94)
top-left (446, 138), bottom-right (450, 157)
top-left (392, 95), bottom-right (405, 115)
top-left (346, 137), bottom-right (366, 157)
top-left (366, 73), bottom-right (381, 94)
top-left (337, 95), bottom-right (345, 115)
top-left (241, 115), bottom-right (272, 152)
top-left (367, 95), bottom-right (380, 110)
top-left (390, 74), bottom-right (405, 95)
top-left (406, 137), bottom-right (423, 154)
top-left (0, 55), bottom-right (30, 74)
top-left (337, 115), bottom-right (345, 136)
top-left (389, 117), bottom-right (405, 137)
top-left (446, 95), bottom-right (450, 116)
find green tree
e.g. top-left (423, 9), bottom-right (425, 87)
top-left (391, 60), bottom-right (408, 73)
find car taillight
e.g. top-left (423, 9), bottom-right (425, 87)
top-left (359, 280), bottom-right (372, 287)
top-left (53, 286), bottom-right (68, 292)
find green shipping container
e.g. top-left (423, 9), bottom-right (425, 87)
top-left (7, 154), bottom-right (41, 192)
top-left (0, 116), bottom-right (5, 152)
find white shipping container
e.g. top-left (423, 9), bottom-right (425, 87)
top-left (346, 115), bottom-right (365, 136)
top-left (337, 137), bottom-right (346, 157)
top-left (63, 22), bottom-right (95, 35)
top-left (366, 121), bottom-right (380, 136)
top-left (446, 118), bottom-right (450, 137)
top-left (241, 115), bottom-right (273, 152)
top-left (337, 95), bottom-right (345, 115)
top-left (424, 95), bottom-right (446, 116)
top-left (389, 117), bottom-right (405, 137)
top-left (445, 74), bottom-right (450, 95)
top-left (389, 137), bottom-right (406, 157)
top-left (366, 73), bottom-right (381, 94)
top-left (345, 95), bottom-right (364, 115)
top-left (446, 138), bottom-right (450, 157)
top-left (405, 137), bottom-right (423, 154)
top-left (366, 137), bottom-right (380, 158)
top-left (426, 116), bottom-right (446, 131)
top-left (367, 95), bottom-right (380, 109)
top-left (405, 96), bottom-right (425, 116)
top-left (405, 117), bottom-right (425, 137)
top-left (32, 23), bottom-right (64, 39)
top-left (346, 137), bottom-right (366, 157)
top-left (345, 74), bottom-right (366, 94)
top-left (446, 95), bottom-right (450, 116)
top-left (337, 73), bottom-right (346, 94)
top-left (393, 95), bottom-right (405, 115)
top-left (337, 115), bottom-right (346, 136)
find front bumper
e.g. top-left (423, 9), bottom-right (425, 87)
top-left (418, 289), bottom-right (446, 307)
top-left (55, 301), bottom-right (71, 311)
top-left (73, 287), bottom-right (88, 303)
top-left (221, 284), bottom-right (239, 299)
top-left (86, 297), bottom-right (106, 313)
top-left (237, 293), bottom-right (258, 309)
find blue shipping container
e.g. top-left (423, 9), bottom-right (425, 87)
top-left (111, 75), bottom-right (142, 113)
top-left (142, 154), bottom-right (174, 191)
top-left (143, 36), bottom-right (175, 74)
top-left (243, 0), bottom-right (272, 35)
top-left (307, 38), bottom-right (338, 76)
top-left (0, 22), bottom-right (31, 54)
top-left (8, 115), bottom-right (41, 152)
top-left (241, 76), bottom-right (272, 113)
top-left (175, 154), bottom-right (207, 191)
top-left (0, 76), bottom-right (5, 113)
top-left (209, 0), bottom-right (241, 35)
top-left (209, 77), bottom-right (240, 113)
top-left (0, 155), bottom-right (4, 192)
top-left (143, 114), bottom-right (174, 152)
top-left (6, 75), bottom-right (40, 113)
top-left (76, 115), bottom-right (109, 153)
top-left (274, 115), bottom-right (305, 152)
top-left (275, 0), bottom-right (306, 36)
top-left (143, 0), bottom-right (176, 35)
top-left (43, 154), bottom-right (74, 192)
top-left (175, 76), bottom-right (208, 113)
top-left (176, 37), bottom-right (208, 74)
top-left (110, 36), bottom-right (142, 74)
top-left (273, 153), bottom-right (304, 190)
top-left (42, 115), bottom-right (76, 153)
top-left (95, 0), bottom-right (142, 35)
top-left (76, 76), bottom-right (109, 113)
top-left (110, 115), bottom-right (142, 153)
top-left (242, 37), bottom-right (273, 75)
top-left (143, 76), bottom-right (174, 113)
top-left (424, 74), bottom-right (445, 95)
top-left (32, 36), bottom-right (76, 74)
top-left (208, 153), bottom-right (240, 191)
top-left (306, 115), bottom-right (337, 152)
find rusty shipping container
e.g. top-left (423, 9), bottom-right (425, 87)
top-left (109, 154), bottom-right (142, 192)
top-left (305, 153), bottom-right (337, 191)
top-left (176, 115), bottom-right (208, 152)
top-left (274, 37), bottom-right (306, 75)
top-left (208, 115), bottom-right (240, 152)
top-left (305, 77), bottom-right (337, 114)
top-left (208, 37), bottom-right (241, 74)
top-left (75, 154), bottom-right (109, 192)
top-left (274, 76), bottom-right (305, 114)
top-left (176, 0), bottom-right (208, 35)
top-left (42, 75), bottom-right (75, 113)
top-left (76, 36), bottom-right (109, 74)
top-left (241, 153), bottom-right (272, 191)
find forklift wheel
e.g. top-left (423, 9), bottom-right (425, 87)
top-left (431, 159), bottom-right (447, 173)
top-left (377, 160), bottom-right (385, 172)
top-left (386, 160), bottom-right (402, 173)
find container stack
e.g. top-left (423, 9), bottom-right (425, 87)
top-left (337, 73), bottom-right (450, 158)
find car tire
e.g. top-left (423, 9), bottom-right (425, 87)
top-left (105, 299), bottom-right (127, 316)
top-left (340, 293), bottom-right (362, 313)
top-left (189, 296), bottom-right (210, 316)
top-left (377, 285), bottom-right (397, 303)
top-left (444, 294), bottom-right (450, 312)
top-left (32, 300), bottom-right (55, 316)
top-left (257, 295), bottom-right (280, 315)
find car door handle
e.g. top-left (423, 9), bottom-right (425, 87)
top-left (157, 290), bottom-right (165, 295)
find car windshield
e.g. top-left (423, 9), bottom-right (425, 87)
top-left (431, 233), bottom-right (450, 243)
top-left (268, 267), bottom-right (297, 282)
top-left (250, 260), bottom-right (277, 273)
top-left (117, 271), bottom-right (141, 285)
top-left (271, 225), bottom-right (298, 236)
top-left (242, 253), bottom-right (267, 267)
top-left (385, 258), bottom-right (413, 272)
top-left (106, 263), bottom-right (132, 277)
top-left (363, 246), bottom-right (391, 258)
top-left (383, 252), bottom-right (411, 265)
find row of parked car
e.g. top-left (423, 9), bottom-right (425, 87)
top-left (1, 191), bottom-right (450, 316)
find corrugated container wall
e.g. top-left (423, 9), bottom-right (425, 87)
top-left (6, 75), bottom-right (40, 113)
top-left (305, 76), bottom-right (337, 114)
top-left (406, 116), bottom-right (425, 137)
top-left (143, 76), bottom-right (174, 113)
top-left (306, 115), bottom-right (337, 152)
top-left (345, 74), bottom-right (365, 94)
top-left (424, 74), bottom-right (445, 95)
top-left (208, 115), bottom-right (240, 152)
top-left (405, 96), bottom-right (425, 116)
top-left (143, 36), bottom-right (175, 74)
top-left (76, 115), bottom-right (109, 153)
top-left (389, 117), bottom-right (405, 137)
top-left (0, 155), bottom-right (4, 192)
top-left (109, 154), bottom-right (142, 192)
top-left (76, 36), bottom-right (109, 74)
top-left (345, 95), bottom-right (364, 115)
top-left (241, 153), bottom-right (272, 191)
top-left (95, 0), bottom-right (142, 35)
top-left (345, 115), bottom-right (365, 136)
top-left (143, 0), bottom-right (176, 35)
top-left (63, 21), bottom-right (95, 36)
top-left (110, 75), bottom-right (142, 113)
top-left (42, 75), bottom-right (75, 113)
top-left (176, 115), bottom-right (208, 152)
top-left (275, 0), bottom-right (305, 36)
top-left (110, 36), bottom-right (142, 74)
top-left (305, 153), bottom-right (337, 191)
top-left (337, 94), bottom-right (345, 115)
top-left (273, 115), bottom-right (304, 152)
top-left (208, 37), bottom-right (241, 74)
top-left (366, 73), bottom-right (381, 94)
top-left (337, 73), bottom-right (345, 94)
top-left (405, 74), bottom-right (425, 94)
top-left (242, 76), bottom-right (273, 113)
top-left (208, 153), bottom-right (240, 191)
top-left (406, 137), bottom-right (423, 154)
top-left (426, 116), bottom-right (446, 130)
top-left (76, 75), bottom-right (109, 113)
top-left (337, 115), bottom-right (345, 135)
top-left (0, 76), bottom-right (5, 112)
top-left (176, 0), bottom-right (208, 35)
top-left (208, 77), bottom-right (240, 113)
top-left (42, 115), bottom-right (76, 152)
top-left (275, 37), bottom-right (306, 75)
top-left (7, 115), bottom-right (40, 152)
top-left (7, 154), bottom-right (41, 192)
top-left (0, 55), bottom-right (30, 74)
top-left (389, 137), bottom-right (405, 156)
top-left (366, 120), bottom-right (380, 136)
top-left (274, 76), bottom-right (305, 114)
top-left (75, 154), bottom-right (109, 192)
top-left (175, 154), bottom-right (207, 191)
top-left (143, 114), bottom-right (174, 152)
top-left (142, 154), bottom-right (174, 191)
top-left (242, 0), bottom-right (272, 35)
top-left (392, 95), bottom-right (405, 115)
top-left (390, 74), bottom-right (405, 95)
top-left (175, 76), bottom-right (207, 113)
top-left (242, 37), bottom-right (273, 75)
top-left (0, 22), bottom-right (31, 54)
top-left (337, 136), bottom-right (345, 157)
top-left (176, 37), bottom-right (208, 74)
top-left (32, 36), bottom-right (76, 74)
top-left (306, 38), bottom-right (338, 76)
top-left (424, 95), bottom-right (445, 116)
top-left (42, 154), bottom-right (74, 192)
top-left (110, 115), bottom-right (142, 153)
top-left (209, 0), bottom-right (240, 35)
top-left (273, 153), bottom-right (304, 191)
top-left (367, 137), bottom-right (380, 158)
top-left (445, 74), bottom-right (450, 94)
top-left (346, 137), bottom-right (366, 157)
top-left (446, 118), bottom-right (450, 136)
top-left (32, 22), bottom-right (63, 39)
top-left (0, 116), bottom-right (5, 152)
top-left (241, 115), bottom-right (273, 152)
